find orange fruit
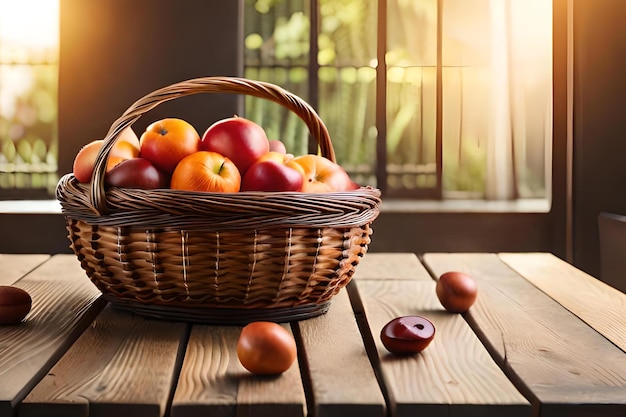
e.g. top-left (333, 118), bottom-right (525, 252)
top-left (170, 151), bottom-right (241, 192)
top-left (140, 118), bottom-right (200, 174)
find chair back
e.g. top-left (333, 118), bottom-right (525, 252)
top-left (598, 212), bottom-right (626, 293)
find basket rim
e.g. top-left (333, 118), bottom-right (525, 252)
top-left (57, 172), bottom-right (381, 229)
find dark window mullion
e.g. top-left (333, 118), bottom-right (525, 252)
top-left (308, 0), bottom-right (321, 155)
top-left (376, 0), bottom-right (388, 194)
top-left (435, 0), bottom-right (443, 198)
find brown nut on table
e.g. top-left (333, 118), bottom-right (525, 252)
top-left (436, 271), bottom-right (478, 313)
top-left (0, 286), bottom-right (32, 325)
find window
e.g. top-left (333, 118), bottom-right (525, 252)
top-left (244, 0), bottom-right (552, 200)
top-left (0, 0), bottom-right (59, 199)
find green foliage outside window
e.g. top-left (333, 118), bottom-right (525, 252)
top-left (0, 65), bottom-right (58, 197)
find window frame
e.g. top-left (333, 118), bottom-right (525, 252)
top-left (309, 0), bottom-right (444, 199)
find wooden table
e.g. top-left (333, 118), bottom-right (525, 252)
top-left (1, 252), bottom-right (625, 417)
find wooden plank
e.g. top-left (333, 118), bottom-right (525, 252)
top-left (423, 253), bottom-right (626, 417)
top-left (295, 289), bottom-right (386, 417)
top-left (20, 304), bottom-right (187, 417)
top-left (0, 254), bottom-right (105, 417)
top-left (354, 253), bottom-right (430, 280)
top-left (0, 254), bottom-right (50, 286)
top-left (353, 278), bottom-right (530, 417)
top-left (498, 252), bottom-right (626, 352)
top-left (171, 324), bottom-right (306, 417)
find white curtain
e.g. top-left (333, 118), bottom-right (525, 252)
top-left (482, 0), bottom-right (552, 200)
top-left (486, 0), bottom-right (515, 200)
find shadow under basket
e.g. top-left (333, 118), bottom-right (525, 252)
top-left (56, 76), bottom-right (381, 324)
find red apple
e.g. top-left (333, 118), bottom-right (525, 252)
top-left (269, 139), bottom-right (287, 154)
top-left (285, 154), bottom-right (354, 193)
top-left (199, 116), bottom-right (269, 176)
top-left (105, 157), bottom-right (170, 189)
top-left (241, 160), bottom-right (304, 192)
top-left (380, 316), bottom-right (435, 355)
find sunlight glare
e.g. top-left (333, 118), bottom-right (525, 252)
top-left (0, 0), bottom-right (59, 52)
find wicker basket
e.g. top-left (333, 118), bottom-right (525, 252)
top-left (56, 76), bottom-right (381, 324)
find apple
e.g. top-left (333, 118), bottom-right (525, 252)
top-left (241, 160), bottom-right (304, 192)
top-left (285, 154), bottom-right (354, 193)
top-left (237, 322), bottom-right (297, 375)
top-left (170, 151), bottom-right (241, 192)
top-left (105, 158), bottom-right (170, 189)
top-left (0, 285), bottom-right (32, 325)
top-left (436, 271), bottom-right (478, 313)
top-left (115, 126), bottom-right (141, 152)
top-left (269, 139), bottom-right (287, 154)
top-left (257, 151), bottom-right (296, 165)
top-left (258, 151), bottom-right (287, 163)
top-left (380, 316), bottom-right (436, 355)
top-left (72, 129), bottom-right (140, 183)
top-left (140, 118), bottom-right (200, 174)
top-left (199, 116), bottom-right (269, 176)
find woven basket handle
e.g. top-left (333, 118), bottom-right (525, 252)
top-left (90, 76), bottom-right (334, 214)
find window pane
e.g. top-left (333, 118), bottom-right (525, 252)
top-left (244, 0), bottom-right (311, 157)
top-left (386, 0), bottom-right (438, 194)
top-left (442, 66), bottom-right (487, 195)
top-left (244, 0), bottom-right (309, 67)
top-left (387, 66), bottom-right (438, 192)
top-left (0, 0), bottom-right (59, 198)
top-left (387, 0), bottom-right (437, 67)
top-left (0, 65), bottom-right (58, 193)
top-left (509, 0), bottom-right (552, 199)
top-left (319, 0), bottom-right (377, 67)
top-left (244, 67), bottom-right (311, 157)
top-left (442, 0), bottom-right (551, 199)
top-left (318, 0), bottom-right (378, 186)
top-left (318, 66), bottom-right (377, 186)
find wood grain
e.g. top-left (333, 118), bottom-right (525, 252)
top-left (355, 278), bottom-right (530, 417)
top-left (171, 323), bottom-right (306, 417)
top-left (20, 304), bottom-right (187, 417)
top-left (0, 254), bottom-right (50, 286)
top-left (423, 253), bottom-right (626, 417)
top-left (295, 289), bottom-right (386, 417)
top-left (353, 253), bottom-right (431, 281)
top-left (498, 252), bottom-right (626, 352)
top-left (0, 254), bottom-right (104, 417)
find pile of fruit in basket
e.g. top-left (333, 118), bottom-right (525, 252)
top-left (72, 116), bottom-right (359, 193)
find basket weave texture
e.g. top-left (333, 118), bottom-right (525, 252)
top-left (56, 76), bottom-right (381, 323)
